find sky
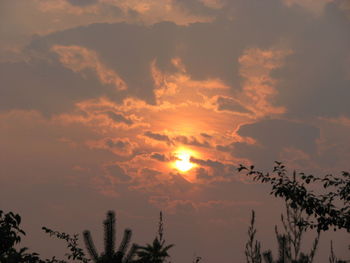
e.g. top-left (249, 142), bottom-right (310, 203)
top-left (1, 0), bottom-right (350, 262)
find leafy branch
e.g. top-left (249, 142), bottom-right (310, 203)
top-left (238, 162), bottom-right (350, 232)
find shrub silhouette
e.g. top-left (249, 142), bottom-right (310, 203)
top-left (238, 162), bottom-right (350, 232)
top-left (83, 210), bottom-right (138, 263)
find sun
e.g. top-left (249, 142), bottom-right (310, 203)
top-left (174, 148), bottom-right (195, 172)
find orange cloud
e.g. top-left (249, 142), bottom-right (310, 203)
top-left (51, 49), bottom-right (291, 191)
top-left (52, 45), bottom-right (127, 90)
top-left (237, 48), bottom-right (291, 118)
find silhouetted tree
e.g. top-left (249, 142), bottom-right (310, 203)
top-left (328, 241), bottom-right (348, 263)
top-left (0, 210), bottom-right (42, 263)
top-left (245, 210), bottom-right (262, 263)
top-left (83, 211), bottom-right (138, 263)
top-left (0, 210), bottom-right (25, 256)
top-left (158, 212), bottom-right (164, 244)
top-left (246, 203), bottom-right (320, 263)
top-left (0, 210), bottom-right (70, 263)
top-left (192, 256), bottom-right (202, 263)
top-left (262, 224), bottom-right (319, 263)
top-left (238, 162), bottom-right (350, 232)
top-left (134, 238), bottom-right (173, 263)
top-left (134, 211), bottom-right (174, 263)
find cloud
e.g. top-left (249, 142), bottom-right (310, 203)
top-left (0, 58), bottom-right (106, 115)
top-left (174, 135), bottom-right (211, 148)
top-left (273, 3), bottom-right (350, 119)
top-left (150, 153), bottom-right (169, 162)
top-left (237, 48), bottom-right (291, 118)
top-left (283, 0), bottom-right (334, 15)
top-left (190, 157), bottom-right (237, 181)
top-left (104, 111), bottom-right (134, 125)
top-left (215, 96), bottom-right (251, 114)
top-left (2, 2), bottom-right (350, 262)
top-left (144, 131), bottom-right (172, 144)
top-left (52, 45), bottom-right (127, 90)
top-left (312, 116), bottom-right (350, 171)
top-left (86, 137), bottom-right (137, 156)
top-left (232, 119), bottom-right (320, 168)
top-left (337, 0), bottom-right (350, 18)
top-left (104, 163), bottom-right (132, 182)
top-left (200, 132), bottom-right (212, 139)
top-left (67, 0), bottom-right (98, 6)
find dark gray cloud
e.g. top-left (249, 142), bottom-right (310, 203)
top-left (144, 131), bottom-right (171, 143)
top-left (175, 0), bottom-right (219, 16)
top-left (200, 133), bottom-right (212, 139)
top-left (195, 167), bottom-right (211, 180)
top-left (174, 135), bottom-right (211, 148)
top-left (233, 119), bottom-right (320, 167)
top-left (191, 157), bottom-right (236, 178)
top-left (216, 96), bottom-right (250, 113)
top-left (24, 22), bottom-right (179, 105)
top-left (150, 153), bottom-right (168, 162)
top-left (104, 111), bottom-right (134, 125)
top-left (0, 59), bottom-right (106, 115)
top-left (67, 0), bottom-right (97, 6)
top-left (105, 138), bottom-right (130, 149)
top-left (3, 0), bottom-right (347, 119)
top-left (0, 0), bottom-right (348, 122)
top-left (274, 3), bottom-right (350, 118)
top-left (106, 164), bottom-right (131, 182)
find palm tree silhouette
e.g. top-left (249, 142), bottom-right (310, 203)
top-left (134, 211), bottom-right (174, 263)
top-left (83, 211), bottom-right (138, 263)
top-left (134, 238), bottom-right (173, 263)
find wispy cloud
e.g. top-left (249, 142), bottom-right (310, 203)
top-left (52, 45), bottom-right (127, 90)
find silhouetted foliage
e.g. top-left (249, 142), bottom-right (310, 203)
top-left (134, 238), bottom-right (173, 263)
top-left (0, 210), bottom-right (43, 263)
top-left (83, 210), bottom-right (138, 263)
top-left (246, 203), bottom-right (320, 263)
top-left (262, 224), bottom-right (319, 263)
top-left (245, 210), bottom-right (262, 263)
top-left (238, 162), bottom-right (350, 232)
top-left (158, 212), bottom-right (164, 244)
top-left (328, 241), bottom-right (348, 263)
top-left (0, 210), bottom-right (25, 256)
top-left (274, 202), bottom-right (319, 262)
top-left (0, 210), bottom-right (73, 263)
top-left (42, 227), bottom-right (90, 262)
top-left (134, 211), bottom-right (174, 263)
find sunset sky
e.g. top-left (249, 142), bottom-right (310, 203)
top-left (1, 0), bottom-right (350, 262)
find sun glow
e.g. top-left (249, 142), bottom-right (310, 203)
top-left (174, 148), bottom-right (195, 172)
